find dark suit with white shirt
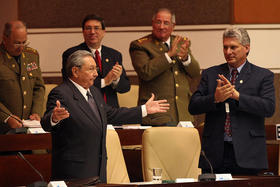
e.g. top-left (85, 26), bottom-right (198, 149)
top-left (41, 79), bottom-right (141, 182)
top-left (189, 61), bottom-right (275, 172)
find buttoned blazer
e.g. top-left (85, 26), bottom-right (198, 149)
top-left (41, 80), bottom-right (141, 182)
top-left (62, 43), bottom-right (130, 107)
top-left (189, 61), bottom-right (275, 170)
top-left (129, 34), bottom-right (200, 125)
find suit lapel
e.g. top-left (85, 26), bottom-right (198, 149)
top-left (66, 81), bottom-right (103, 130)
top-left (235, 61), bottom-right (251, 90)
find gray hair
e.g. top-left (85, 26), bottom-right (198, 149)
top-left (3, 21), bottom-right (26, 37)
top-left (66, 50), bottom-right (94, 78)
top-left (152, 8), bottom-right (176, 24)
top-left (223, 26), bottom-right (250, 46)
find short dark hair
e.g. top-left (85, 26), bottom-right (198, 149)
top-left (82, 14), bottom-right (105, 30)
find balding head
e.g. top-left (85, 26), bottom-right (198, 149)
top-left (2, 20), bottom-right (28, 56)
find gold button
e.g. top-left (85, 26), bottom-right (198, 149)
top-left (22, 76), bottom-right (26, 81)
top-left (176, 84), bottom-right (179, 88)
top-left (23, 91), bottom-right (27, 95)
top-left (179, 56), bottom-right (182, 60)
top-left (160, 48), bottom-right (163, 51)
top-left (12, 64), bottom-right (15, 68)
top-left (175, 71), bottom-right (178, 75)
top-left (23, 63), bottom-right (26, 66)
top-left (176, 96), bottom-right (178, 100)
top-left (23, 105), bottom-right (27, 109)
top-left (105, 58), bottom-right (109, 62)
top-left (172, 60), bottom-right (176, 64)
top-left (29, 73), bottom-right (33, 76)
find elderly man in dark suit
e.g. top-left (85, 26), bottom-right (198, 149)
top-left (129, 8), bottom-right (200, 126)
top-left (189, 26), bottom-right (275, 175)
top-left (41, 50), bottom-right (169, 182)
top-left (62, 14), bottom-right (130, 108)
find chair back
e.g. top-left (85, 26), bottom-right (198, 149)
top-left (106, 129), bottom-right (130, 183)
top-left (142, 127), bottom-right (201, 181)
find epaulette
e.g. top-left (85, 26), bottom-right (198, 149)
top-left (23, 47), bottom-right (39, 55)
top-left (137, 37), bottom-right (149, 44)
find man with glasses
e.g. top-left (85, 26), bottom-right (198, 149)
top-left (129, 8), bottom-right (200, 126)
top-left (62, 14), bottom-right (130, 108)
top-left (0, 20), bottom-right (45, 134)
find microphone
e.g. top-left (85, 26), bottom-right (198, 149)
top-left (198, 150), bottom-right (216, 182)
top-left (17, 152), bottom-right (47, 187)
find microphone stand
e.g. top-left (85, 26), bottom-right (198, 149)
top-left (17, 152), bottom-right (47, 187)
top-left (198, 150), bottom-right (216, 181)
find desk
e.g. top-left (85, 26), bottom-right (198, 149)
top-left (0, 133), bottom-right (52, 187)
top-left (97, 176), bottom-right (280, 187)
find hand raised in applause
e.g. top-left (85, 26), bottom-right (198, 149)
top-left (51, 100), bottom-right (70, 123)
top-left (104, 62), bottom-right (123, 85)
top-left (214, 74), bottom-right (239, 103)
top-left (111, 62), bottom-right (123, 81)
top-left (168, 35), bottom-right (190, 61)
top-left (218, 74), bottom-right (240, 101)
top-left (145, 93), bottom-right (170, 114)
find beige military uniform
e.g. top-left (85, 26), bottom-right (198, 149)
top-left (129, 34), bottom-right (200, 125)
top-left (0, 44), bottom-right (45, 133)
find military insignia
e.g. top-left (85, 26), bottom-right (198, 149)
top-left (26, 62), bottom-right (38, 71)
top-left (105, 58), bottom-right (109, 62)
top-left (137, 37), bottom-right (148, 43)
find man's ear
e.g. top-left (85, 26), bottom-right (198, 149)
top-left (245, 45), bottom-right (250, 53)
top-left (72, 66), bottom-right (80, 78)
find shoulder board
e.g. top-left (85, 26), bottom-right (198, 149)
top-left (137, 37), bottom-right (150, 44)
top-left (23, 47), bottom-right (39, 55)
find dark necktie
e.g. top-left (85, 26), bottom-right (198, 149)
top-left (87, 91), bottom-right (101, 123)
top-left (164, 42), bottom-right (169, 50)
top-left (94, 50), bottom-right (107, 103)
top-left (224, 69), bottom-right (238, 137)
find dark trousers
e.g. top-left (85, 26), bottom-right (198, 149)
top-left (214, 141), bottom-right (260, 175)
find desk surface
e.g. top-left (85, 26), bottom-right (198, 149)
top-left (98, 176), bottom-right (280, 187)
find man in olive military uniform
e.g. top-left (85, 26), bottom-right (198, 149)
top-left (0, 21), bottom-right (45, 134)
top-left (129, 8), bottom-right (200, 126)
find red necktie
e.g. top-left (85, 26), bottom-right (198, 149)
top-left (95, 50), bottom-right (107, 103)
top-left (224, 69), bottom-right (238, 137)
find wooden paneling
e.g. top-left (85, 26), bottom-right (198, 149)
top-left (233, 0), bottom-right (280, 24)
top-left (18, 0), bottom-right (232, 28)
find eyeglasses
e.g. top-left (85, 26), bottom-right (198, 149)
top-left (84, 26), bottom-right (102, 32)
top-left (153, 20), bottom-right (172, 26)
top-left (13, 41), bottom-right (30, 47)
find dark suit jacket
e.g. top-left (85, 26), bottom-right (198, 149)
top-left (41, 80), bottom-right (142, 182)
top-left (62, 43), bottom-right (130, 107)
top-left (189, 61), bottom-right (275, 170)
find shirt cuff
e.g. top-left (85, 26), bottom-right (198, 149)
top-left (164, 53), bottom-right (173, 63)
top-left (50, 113), bottom-right (59, 126)
top-left (112, 77), bottom-right (120, 89)
top-left (4, 115), bottom-right (11, 123)
top-left (182, 54), bottom-right (191, 66)
top-left (101, 78), bottom-right (105, 88)
top-left (141, 105), bottom-right (147, 117)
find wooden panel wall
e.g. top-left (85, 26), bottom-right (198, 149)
top-left (18, 0), bottom-right (232, 28)
top-left (233, 0), bottom-right (280, 24)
